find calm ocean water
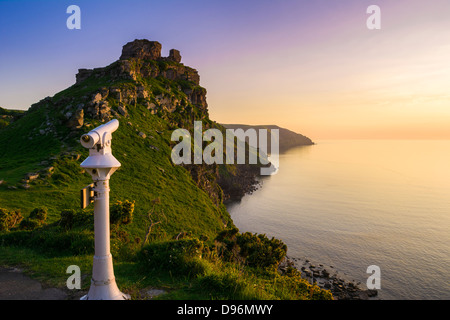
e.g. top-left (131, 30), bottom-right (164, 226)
top-left (226, 140), bottom-right (450, 300)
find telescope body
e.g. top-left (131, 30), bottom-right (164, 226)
top-left (80, 119), bottom-right (119, 149)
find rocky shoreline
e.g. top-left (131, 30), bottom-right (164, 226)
top-left (280, 256), bottom-right (379, 300)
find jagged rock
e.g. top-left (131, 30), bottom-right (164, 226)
top-left (186, 87), bottom-right (207, 109)
top-left (118, 104), bottom-right (128, 117)
top-left (98, 101), bottom-right (111, 121)
top-left (66, 108), bottom-right (84, 129)
top-left (117, 60), bottom-right (137, 81)
top-left (136, 85), bottom-right (148, 99)
top-left (146, 102), bottom-right (156, 110)
top-left (76, 69), bottom-right (93, 84)
top-left (160, 97), bottom-right (176, 113)
top-left (26, 173), bottom-right (39, 181)
top-left (168, 49), bottom-right (181, 63)
top-left (75, 40), bottom-right (202, 96)
top-left (120, 39), bottom-right (162, 61)
top-left (110, 87), bottom-right (122, 102)
top-left (138, 132), bottom-right (146, 139)
top-left (99, 87), bottom-right (109, 99)
top-left (44, 167), bottom-right (54, 173)
top-left (119, 87), bottom-right (137, 104)
top-left (92, 93), bottom-right (102, 104)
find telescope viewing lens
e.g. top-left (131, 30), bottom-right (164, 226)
top-left (82, 135), bottom-right (91, 142)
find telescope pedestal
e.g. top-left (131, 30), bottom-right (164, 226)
top-left (81, 254), bottom-right (128, 300)
top-left (80, 168), bottom-right (129, 300)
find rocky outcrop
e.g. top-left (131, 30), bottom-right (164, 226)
top-left (280, 257), bottom-right (379, 300)
top-left (75, 39), bottom-right (200, 86)
top-left (75, 69), bottom-right (93, 84)
top-left (65, 107), bottom-right (84, 129)
top-left (120, 39), bottom-right (162, 61)
top-left (51, 39), bottom-right (206, 131)
top-left (168, 49), bottom-right (181, 63)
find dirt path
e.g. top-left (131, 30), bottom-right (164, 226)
top-left (0, 266), bottom-right (167, 300)
top-left (0, 266), bottom-right (75, 300)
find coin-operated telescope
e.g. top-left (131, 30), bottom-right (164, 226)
top-left (79, 119), bottom-right (129, 300)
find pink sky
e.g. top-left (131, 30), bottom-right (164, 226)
top-left (1, 0), bottom-right (449, 139)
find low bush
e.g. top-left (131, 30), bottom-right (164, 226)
top-left (215, 228), bottom-right (287, 271)
top-left (110, 200), bottom-right (135, 225)
top-left (0, 208), bottom-right (23, 231)
top-left (138, 237), bottom-right (205, 277)
top-left (29, 207), bottom-right (48, 222)
top-left (18, 207), bottom-right (48, 231)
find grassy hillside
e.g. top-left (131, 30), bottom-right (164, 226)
top-left (0, 105), bottom-right (229, 239)
top-left (0, 40), bottom-right (331, 300)
top-left (0, 107), bottom-right (24, 129)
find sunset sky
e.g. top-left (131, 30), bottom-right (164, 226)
top-left (1, 0), bottom-right (449, 139)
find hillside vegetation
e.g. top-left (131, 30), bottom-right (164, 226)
top-left (0, 39), bottom-right (331, 300)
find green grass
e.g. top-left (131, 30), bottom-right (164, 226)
top-left (0, 236), bottom-right (332, 300)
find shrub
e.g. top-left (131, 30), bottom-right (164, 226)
top-left (29, 207), bottom-right (48, 222)
top-left (0, 208), bottom-right (23, 231)
top-left (19, 218), bottom-right (43, 231)
top-left (73, 210), bottom-right (94, 229)
top-left (19, 207), bottom-right (48, 231)
top-left (139, 238), bottom-right (205, 277)
top-left (215, 229), bottom-right (287, 271)
top-left (236, 232), bottom-right (287, 270)
top-left (110, 200), bottom-right (135, 225)
top-left (59, 209), bottom-right (75, 230)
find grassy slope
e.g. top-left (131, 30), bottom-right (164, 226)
top-left (0, 70), bottom-right (230, 240)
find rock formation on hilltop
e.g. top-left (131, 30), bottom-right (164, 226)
top-left (76, 39), bottom-right (201, 87)
top-left (119, 39), bottom-right (162, 61)
top-left (66, 39), bottom-right (206, 129)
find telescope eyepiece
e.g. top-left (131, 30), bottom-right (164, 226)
top-left (80, 120), bottom-right (119, 149)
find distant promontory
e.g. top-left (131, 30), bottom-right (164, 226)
top-left (221, 124), bottom-right (314, 153)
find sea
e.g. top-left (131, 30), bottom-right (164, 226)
top-left (226, 139), bottom-right (450, 300)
